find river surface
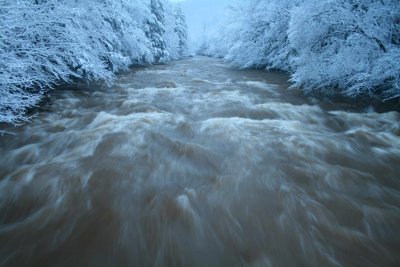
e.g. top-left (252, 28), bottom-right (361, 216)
top-left (0, 56), bottom-right (400, 267)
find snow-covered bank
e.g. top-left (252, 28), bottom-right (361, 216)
top-left (0, 0), bottom-right (188, 123)
top-left (199, 0), bottom-right (400, 100)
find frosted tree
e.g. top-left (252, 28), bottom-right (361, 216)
top-left (174, 5), bottom-right (188, 57)
top-left (225, 0), bottom-right (297, 70)
top-left (0, 0), bottom-right (188, 123)
top-left (197, 4), bottom-right (242, 58)
top-left (146, 0), bottom-right (170, 63)
top-left (163, 2), bottom-right (179, 59)
top-left (198, 0), bottom-right (299, 70)
top-left (288, 0), bottom-right (400, 98)
top-left (0, 1), bottom-right (82, 123)
top-left (199, 0), bottom-right (400, 99)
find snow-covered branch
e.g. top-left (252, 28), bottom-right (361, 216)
top-left (199, 0), bottom-right (400, 99)
top-left (0, 0), bottom-right (188, 123)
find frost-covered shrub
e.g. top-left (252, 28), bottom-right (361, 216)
top-left (0, 1), bottom-right (81, 123)
top-left (226, 0), bottom-right (297, 71)
top-left (159, 4), bottom-right (188, 60)
top-left (200, 0), bottom-right (400, 99)
top-left (0, 0), bottom-right (187, 123)
top-left (198, 0), bottom-right (298, 70)
top-left (289, 0), bottom-right (400, 98)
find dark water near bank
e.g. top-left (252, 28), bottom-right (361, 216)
top-left (0, 56), bottom-right (399, 267)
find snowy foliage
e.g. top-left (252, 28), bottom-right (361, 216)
top-left (289, 0), bottom-right (400, 98)
top-left (199, 0), bottom-right (400, 99)
top-left (146, 0), bottom-right (169, 63)
top-left (173, 6), bottom-right (189, 58)
top-left (0, 0), bottom-right (188, 123)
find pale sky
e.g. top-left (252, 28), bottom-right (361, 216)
top-left (169, 0), bottom-right (232, 50)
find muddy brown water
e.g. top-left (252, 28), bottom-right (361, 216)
top-left (0, 56), bottom-right (399, 267)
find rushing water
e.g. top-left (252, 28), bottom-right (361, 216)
top-left (0, 56), bottom-right (399, 267)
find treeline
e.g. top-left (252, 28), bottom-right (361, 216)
top-left (199, 0), bottom-right (400, 99)
top-left (0, 0), bottom-right (188, 123)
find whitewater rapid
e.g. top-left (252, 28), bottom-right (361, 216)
top-left (0, 56), bottom-right (399, 267)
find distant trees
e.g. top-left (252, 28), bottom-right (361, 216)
top-left (146, 0), bottom-right (169, 63)
top-left (163, 4), bottom-right (188, 60)
top-left (199, 0), bottom-right (400, 99)
top-left (174, 6), bottom-right (188, 57)
top-left (0, 0), bottom-right (188, 123)
top-left (199, 0), bottom-right (300, 69)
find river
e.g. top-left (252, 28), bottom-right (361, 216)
top-left (0, 56), bottom-right (399, 267)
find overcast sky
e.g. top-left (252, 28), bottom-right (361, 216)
top-left (169, 0), bottom-right (232, 50)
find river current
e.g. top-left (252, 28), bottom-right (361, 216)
top-left (0, 57), bottom-right (399, 267)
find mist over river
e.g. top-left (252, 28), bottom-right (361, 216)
top-left (0, 57), bottom-right (399, 267)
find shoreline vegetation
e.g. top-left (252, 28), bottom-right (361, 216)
top-left (198, 0), bottom-right (400, 101)
top-left (0, 0), bottom-right (188, 124)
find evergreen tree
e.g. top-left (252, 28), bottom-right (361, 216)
top-left (174, 6), bottom-right (188, 57)
top-left (146, 0), bottom-right (169, 63)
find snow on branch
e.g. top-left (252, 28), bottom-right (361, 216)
top-left (199, 0), bottom-right (400, 99)
top-left (0, 0), bottom-right (188, 123)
